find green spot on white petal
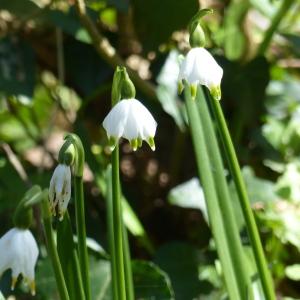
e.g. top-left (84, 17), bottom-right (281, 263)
top-left (178, 81), bottom-right (184, 95)
top-left (108, 136), bottom-right (117, 151)
top-left (130, 139), bottom-right (138, 151)
top-left (147, 137), bottom-right (155, 151)
top-left (210, 85), bottom-right (221, 101)
top-left (190, 84), bottom-right (197, 100)
top-left (138, 138), bottom-right (143, 147)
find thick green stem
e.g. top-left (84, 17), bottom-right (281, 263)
top-left (111, 146), bottom-right (127, 300)
top-left (42, 195), bottom-right (70, 300)
top-left (208, 93), bottom-right (276, 300)
top-left (196, 89), bottom-right (251, 298)
top-left (57, 212), bottom-right (86, 300)
top-left (122, 223), bottom-right (134, 300)
top-left (184, 88), bottom-right (241, 299)
top-left (74, 176), bottom-right (91, 300)
top-left (257, 0), bottom-right (294, 55)
top-left (106, 165), bottom-right (119, 300)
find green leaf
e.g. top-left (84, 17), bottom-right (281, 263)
top-left (43, 8), bottom-right (92, 44)
top-left (229, 166), bottom-right (277, 230)
top-left (65, 39), bottom-right (112, 96)
top-left (106, 0), bottom-right (129, 12)
top-left (57, 215), bottom-right (85, 300)
top-left (0, 157), bottom-right (26, 213)
top-left (36, 256), bottom-right (59, 299)
top-left (0, 37), bottom-right (35, 97)
top-left (223, 1), bottom-right (249, 61)
top-left (154, 242), bottom-right (210, 299)
top-left (90, 259), bottom-right (112, 300)
top-left (285, 264), bottom-right (300, 281)
top-left (168, 177), bottom-right (208, 222)
top-left (276, 161), bottom-right (300, 201)
top-left (249, 0), bottom-right (276, 17)
top-left (0, 0), bottom-right (40, 17)
top-left (222, 56), bottom-right (270, 134)
top-left (132, 0), bottom-right (198, 52)
top-left (133, 260), bottom-right (175, 299)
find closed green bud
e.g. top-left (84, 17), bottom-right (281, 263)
top-left (58, 139), bottom-right (75, 166)
top-left (120, 67), bottom-right (136, 99)
top-left (189, 24), bottom-right (206, 48)
top-left (112, 66), bottom-right (123, 106)
top-left (188, 8), bottom-right (213, 49)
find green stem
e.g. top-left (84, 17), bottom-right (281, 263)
top-left (184, 88), bottom-right (241, 299)
top-left (57, 212), bottom-right (86, 300)
top-left (257, 0), bottom-right (294, 55)
top-left (122, 222), bottom-right (134, 300)
top-left (196, 89), bottom-right (251, 298)
top-left (208, 93), bottom-right (276, 300)
top-left (106, 165), bottom-right (119, 300)
top-left (74, 175), bottom-right (91, 300)
top-left (112, 145), bottom-right (127, 300)
top-left (42, 195), bottom-right (70, 300)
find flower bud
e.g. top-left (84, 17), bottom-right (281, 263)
top-left (188, 9), bottom-right (213, 49)
top-left (120, 68), bottom-right (136, 99)
top-left (189, 23), bottom-right (206, 48)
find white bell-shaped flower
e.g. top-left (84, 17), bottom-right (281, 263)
top-left (178, 47), bottom-right (223, 100)
top-left (103, 98), bottom-right (157, 151)
top-left (49, 164), bottom-right (71, 221)
top-left (0, 228), bottom-right (39, 295)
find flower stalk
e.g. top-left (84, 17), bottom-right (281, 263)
top-left (62, 133), bottom-right (91, 300)
top-left (105, 165), bottom-right (119, 300)
top-left (184, 86), bottom-right (242, 299)
top-left (196, 88), bottom-right (252, 297)
top-left (207, 91), bottom-right (276, 300)
top-left (57, 212), bottom-right (86, 300)
top-left (111, 143), bottom-right (127, 300)
top-left (41, 189), bottom-right (70, 300)
top-left (104, 66), bottom-right (144, 300)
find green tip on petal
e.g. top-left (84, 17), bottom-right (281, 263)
top-left (130, 139), bottom-right (138, 151)
top-left (190, 84), bottom-right (197, 100)
top-left (147, 137), bottom-right (155, 151)
top-left (210, 85), bottom-right (221, 101)
top-left (137, 137), bottom-right (143, 147)
top-left (108, 136), bottom-right (117, 151)
top-left (178, 81), bottom-right (184, 95)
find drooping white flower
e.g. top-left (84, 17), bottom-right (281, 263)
top-left (103, 98), bottom-right (157, 151)
top-left (49, 164), bottom-right (71, 221)
top-left (178, 47), bottom-right (223, 100)
top-left (0, 228), bottom-right (39, 295)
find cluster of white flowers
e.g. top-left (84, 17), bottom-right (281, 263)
top-left (49, 163), bottom-right (72, 221)
top-left (0, 228), bottom-right (38, 295)
top-left (103, 98), bottom-right (157, 151)
top-left (178, 47), bottom-right (223, 100)
top-left (0, 12), bottom-right (224, 298)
